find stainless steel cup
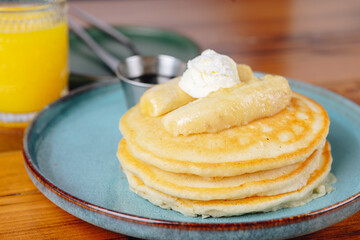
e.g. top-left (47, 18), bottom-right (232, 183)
top-left (68, 13), bottom-right (186, 108)
top-left (116, 55), bottom-right (186, 108)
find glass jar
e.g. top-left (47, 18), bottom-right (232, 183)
top-left (0, 0), bottom-right (68, 127)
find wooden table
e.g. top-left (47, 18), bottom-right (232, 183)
top-left (1, 0), bottom-right (360, 239)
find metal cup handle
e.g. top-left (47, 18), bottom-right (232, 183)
top-left (68, 18), bottom-right (120, 74)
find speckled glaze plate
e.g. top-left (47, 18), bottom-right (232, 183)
top-left (23, 74), bottom-right (360, 240)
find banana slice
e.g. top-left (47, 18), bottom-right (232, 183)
top-left (237, 64), bottom-right (257, 83)
top-left (162, 75), bottom-right (291, 136)
top-left (139, 77), bottom-right (195, 117)
top-left (140, 64), bottom-right (256, 117)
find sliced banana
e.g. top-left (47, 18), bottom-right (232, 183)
top-left (139, 77), bottom-right (195, 117)
top-left (162, 75), bottom-right (291, 136)
top-left (236, 64), bottom-right (257, 83)
top-left (139, 64), bottom-right (255, 117)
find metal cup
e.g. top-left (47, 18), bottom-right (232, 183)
top-left (116, 55), bottom-right (186, 108)
top-left (68, 13), bottom-right (186, 109)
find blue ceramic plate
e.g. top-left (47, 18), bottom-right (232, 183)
top-left (23, 74), bottom-right (360, 240)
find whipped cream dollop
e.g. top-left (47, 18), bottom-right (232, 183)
top-left (178, 49), bottom-right (240, 98)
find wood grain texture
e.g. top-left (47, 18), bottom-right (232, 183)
top-left (1, 0), bottom-right (359, 239)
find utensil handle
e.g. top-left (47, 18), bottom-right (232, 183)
top-left (68, 18), bottom-right (120, 74)
top-left (70, 6), bottom-right (140, 56)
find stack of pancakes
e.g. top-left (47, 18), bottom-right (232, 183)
top-left (117, 85), bottom-right (334, 218)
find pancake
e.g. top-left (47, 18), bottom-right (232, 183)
top-left (123, 142), bottom-right (334, 217)
top-left (118, 139), bottom-right (325, 201)
top-left (120, 92), bottom-right (329, 177)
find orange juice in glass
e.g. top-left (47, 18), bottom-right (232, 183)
top-left (0, 0), bottom-right (68, 127)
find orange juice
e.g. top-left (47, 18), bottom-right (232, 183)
top-left (0, 1), bottom-right (68, 127)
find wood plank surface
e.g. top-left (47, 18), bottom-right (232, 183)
top-left (1, 0), bottom-right (360, 239)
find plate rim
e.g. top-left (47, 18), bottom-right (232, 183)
top-left (23, 76), bottom-right (360, 231)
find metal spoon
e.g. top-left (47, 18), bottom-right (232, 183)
top-left (68, 9), bottom-right (186, 108)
